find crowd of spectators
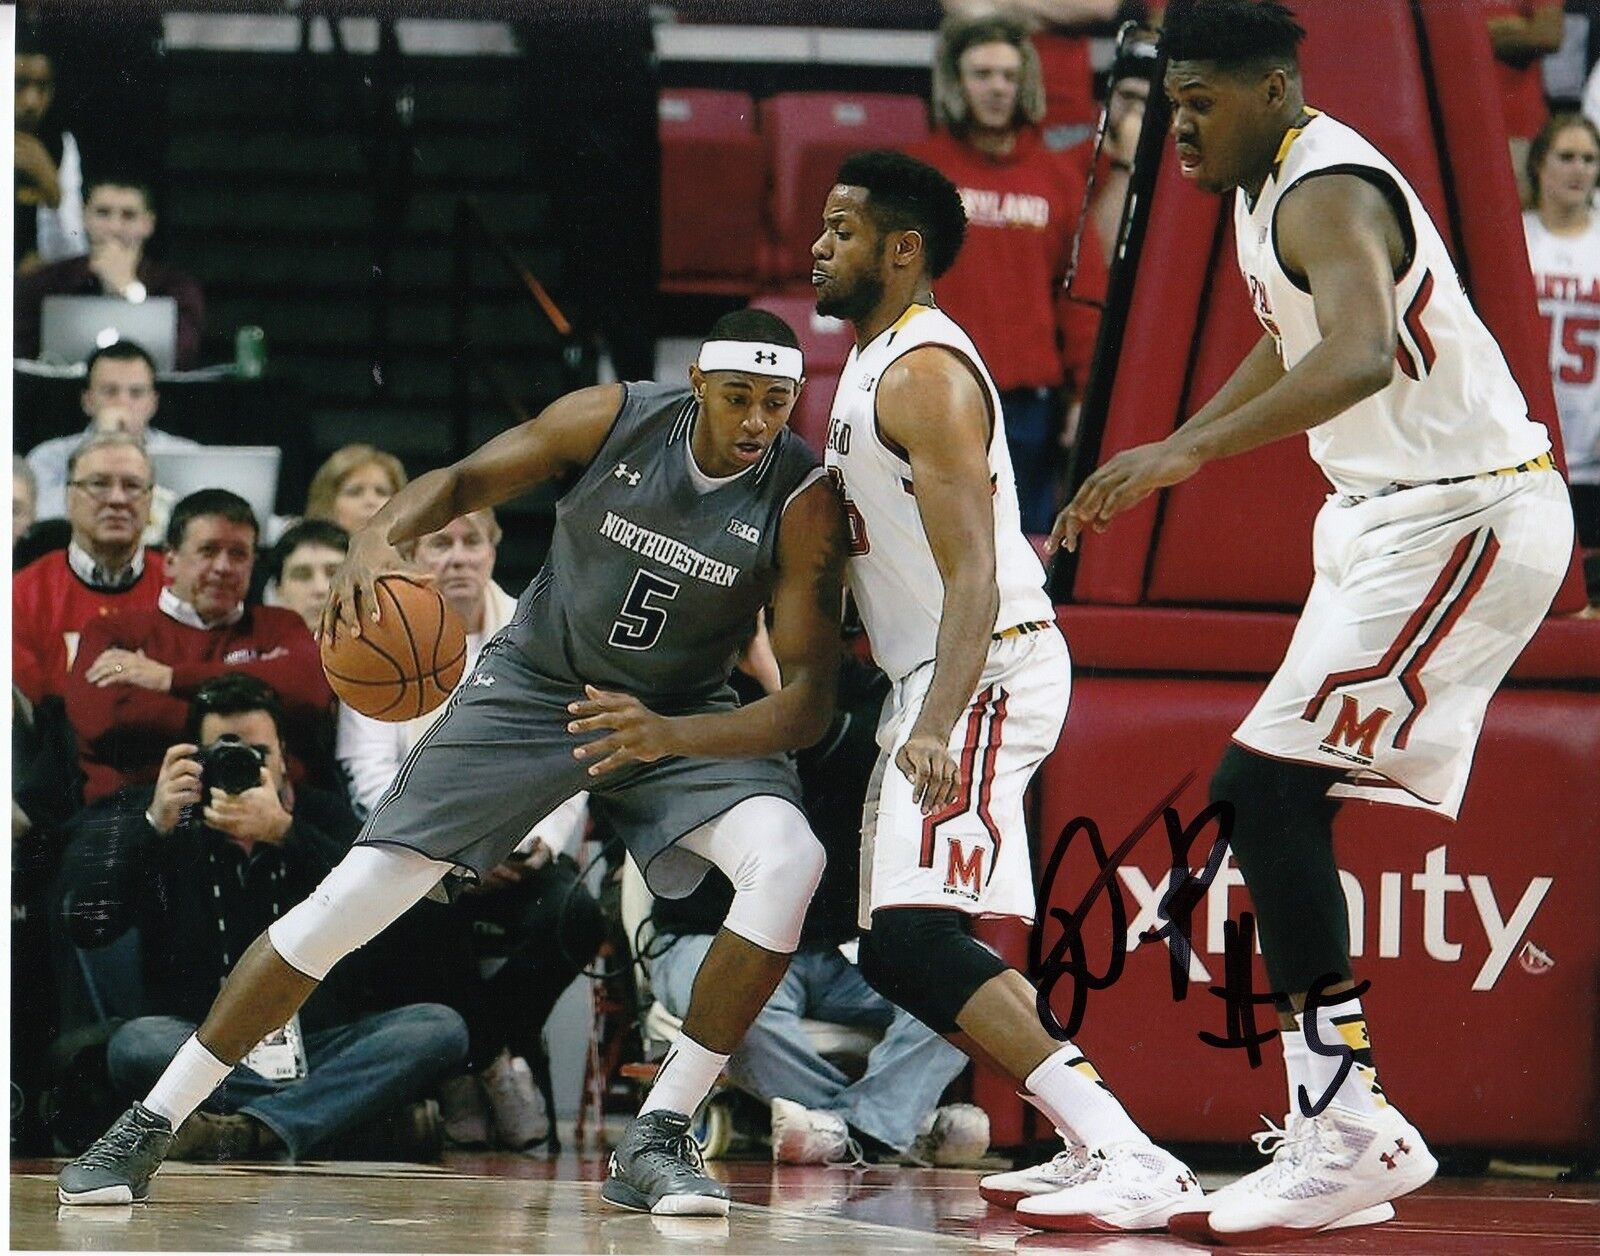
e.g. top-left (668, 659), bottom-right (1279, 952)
top-left (12, 0), bottom-right (1599, 1165)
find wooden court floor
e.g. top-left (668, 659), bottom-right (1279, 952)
top-left (11, 1149), bottom-right (1600, 1253)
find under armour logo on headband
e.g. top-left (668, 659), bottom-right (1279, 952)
top-left (696, 340), bottom-right (804, 381)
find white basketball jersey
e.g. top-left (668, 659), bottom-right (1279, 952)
top-left (825, 303), bottom-right (1053, 682)
top-left (1234, 112), bottom-right (1551, 497)
top-left (1523, 211), bottom-right (1600, 484)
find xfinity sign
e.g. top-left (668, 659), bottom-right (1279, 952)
top-left (1119, 845), bottom-right (1552, 992)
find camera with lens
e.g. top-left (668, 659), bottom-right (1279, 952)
top-left (196, 734), bottom-right (267, 795)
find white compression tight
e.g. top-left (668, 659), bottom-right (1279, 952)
top-left (672, 795), bottom-right (823, 954)
top-left (268, 844), bottom-right (451, 981)
top-left (268, 795), bottom-right (824, 981)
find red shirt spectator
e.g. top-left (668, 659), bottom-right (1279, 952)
top-left (13, 432), bottom-right (164, 703)
top-left (917, 11), bottom-right (1111, 533)
top-left (909, 127), bottom-right (1107, 395)
top-left (65, 491), bottom-right (332, 803)
top-left (13, 547), bottom-right (166, 704)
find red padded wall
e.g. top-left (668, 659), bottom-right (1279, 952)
top-left (1029, 677), bottom-right (1600, 1148)
top-left (1071, 164), bottom-right (1220, 606)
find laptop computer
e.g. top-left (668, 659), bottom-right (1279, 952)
top-left (153, 447), bottom-right (282, 525)
top-left (39, 295), bottom-right (180, 372)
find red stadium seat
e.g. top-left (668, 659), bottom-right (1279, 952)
top-left (759, 92), bottom-right (929, 285)
top-left (659, 89), bottom-right (765, 293)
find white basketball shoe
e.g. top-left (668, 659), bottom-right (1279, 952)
top-left (1166, 1103), bottom-right (1436, 1245)
top-left (1014, 1141), bottom-right (1203, 1232)
top-left (979, 1142), bottom-right (1094, 1207)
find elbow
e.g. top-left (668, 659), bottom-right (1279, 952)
top-left (1345, 337), bottom-right (1398, 400)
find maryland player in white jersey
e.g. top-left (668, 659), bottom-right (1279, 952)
top-left (1057, 1), bottom-right (1575, 1243)
top-left (813, 149), bottom-right (1201, 1235)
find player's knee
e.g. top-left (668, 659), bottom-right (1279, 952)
top-left (773, 829), bottom-right (826, 901)
top-left (720, 822), bottom-right (823, 956)
top-left (858, 908), bottom-right (1006, 1034)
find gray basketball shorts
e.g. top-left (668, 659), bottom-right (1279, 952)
top-left (354, 636), bottom-right (804, 897)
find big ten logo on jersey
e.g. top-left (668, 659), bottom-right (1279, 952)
top-left (1124, 844), bottom-right (1552, 993)
top-left (1246, 274), bottom-right (1282, 342)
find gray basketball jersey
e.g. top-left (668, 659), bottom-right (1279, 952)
top-left (507, 381), bottom-right (823, 705)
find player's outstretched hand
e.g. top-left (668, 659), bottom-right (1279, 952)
top-left (896, 732), bottom-right (960, 815)
top-left (1047, 438), bottom-right (1202, 554)
top-left (320, 528), bottom-right (419, 644)
top-left (568, 685), bottom-right (682, 777)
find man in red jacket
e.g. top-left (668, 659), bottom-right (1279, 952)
top-left (13, 432), bottom-right (166, 703)
top-left (65, 488), bottom-right (332, 804)
top-left (910, 12), bottom-right (1109, 534)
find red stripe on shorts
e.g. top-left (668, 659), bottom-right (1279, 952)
top-left (976, 691), bottom-right (1008, 885)
top-left (1301, 529), bottom-right (1479, 724)
top-left (1392, 530), bottom-right (1499, 750)
top-left (920, 687), bottom-right (993, 868)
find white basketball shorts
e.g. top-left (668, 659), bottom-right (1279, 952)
top-left (859, 625), bottom-right (1072, 928)
top-left (1234, 469), bottom-right (1573, 818)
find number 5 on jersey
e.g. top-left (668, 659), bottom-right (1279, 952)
top-left (610, 569), bottom-right (680, 650)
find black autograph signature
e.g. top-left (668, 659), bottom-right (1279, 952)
top-left (1030, 772), bottom-right (1367, 1116)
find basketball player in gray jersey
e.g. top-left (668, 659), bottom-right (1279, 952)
top-left (61, 310), bottom-right (852, 1218)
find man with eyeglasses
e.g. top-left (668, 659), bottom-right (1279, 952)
top-left (12, 431), bottom-right (165, 703)
top-left (25, 341), bottom-right (197, 522)
top-left (65, 488), bottom-right (332, 806)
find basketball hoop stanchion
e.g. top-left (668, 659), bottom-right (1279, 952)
top-left (1048, 9), bottom-right (1183, 601)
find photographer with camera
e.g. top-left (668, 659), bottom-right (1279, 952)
top-left (56, 674), bottom-right (467, 1164)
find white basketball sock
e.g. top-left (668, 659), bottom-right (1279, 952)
top-left (1021, 1043), bottom-right (1149, 1150)
top-left (143, 1034), bottom-right (233, 1128)
top-left (639, 1033), bottom-right (728, 1120)
top-left (1290, 1001), bottom-right (1384, 1116)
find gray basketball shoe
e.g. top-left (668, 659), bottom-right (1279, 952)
top-left (601, 1110), bottom-right (731, 1216)
top-left (58, 1103), bottom-right (174, 1205)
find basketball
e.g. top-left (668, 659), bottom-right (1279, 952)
top-left (320, 576), bottom-right (468, 721)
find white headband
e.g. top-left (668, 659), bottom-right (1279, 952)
top-left (696, 340), bottom-right (804, 381)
